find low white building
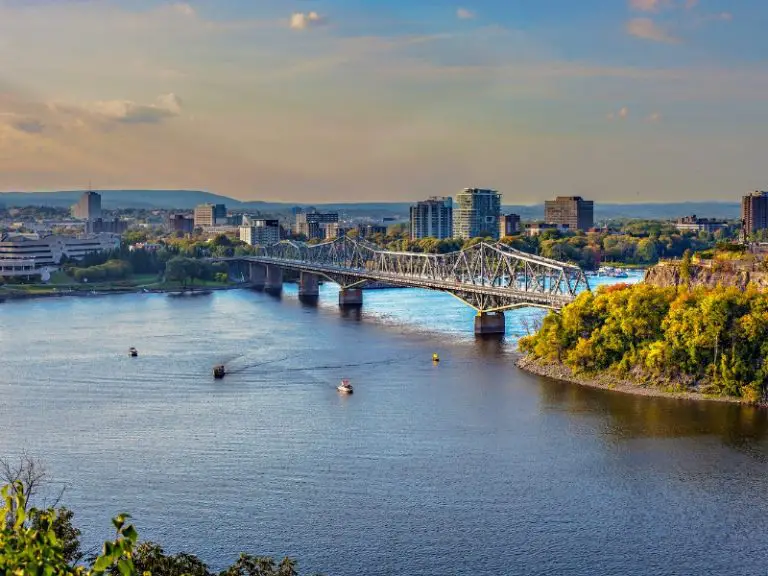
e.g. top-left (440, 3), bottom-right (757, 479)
top-left (0, 233), bottom-right (121, 267)
top-left (239, 217), bottom-right (280, 246)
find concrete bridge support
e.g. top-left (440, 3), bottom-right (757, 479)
top-left (299, 272), bottom-right (319, 303)
top-left (265, 265), bottom-right (284, 295)
top-left (249, 263), bottom-right (266, 290)
top-left (474, 311), bottom-right (506, 336)
top-left (339, 288), bottom-right (363, 307)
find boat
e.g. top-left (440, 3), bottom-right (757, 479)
top-left (432, 353), bottom-right (440, 363)
top-left (128, 347), bottom-right (138, 357)
top-left (337, 379), bottom-right (353, 394)
top-left (213, 365), bottom-right (226, 379)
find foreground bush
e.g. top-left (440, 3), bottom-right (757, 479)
top-left (0, 482), bottom-right (316, 576)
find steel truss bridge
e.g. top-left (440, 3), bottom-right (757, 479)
top-left (228, 236), bottom-right (589, 314)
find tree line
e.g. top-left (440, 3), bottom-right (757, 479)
top-left (519, 282), bottom-right (768, 402)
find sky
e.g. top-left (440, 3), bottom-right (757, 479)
top-left (0, 0), bottom-right (765, 203)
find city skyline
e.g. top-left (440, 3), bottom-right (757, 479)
top-left (0, 0), bottom-right (765, 203)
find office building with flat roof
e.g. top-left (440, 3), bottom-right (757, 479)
top-left (294, 211), bottom-right (339, 240)
top-left (239, 217), bottom-right (280, 246)
top-left (453, 188), bottom-right (501, 240)
top-left (410, 197), bottom-right (453, 240)
top-left (71, 191), bottom-right (102, 220)
top-left (194, 203), bottom-right (227, 228)
top-left (741, 191), bottom-right (768, 235)
top-left (500, 214), bottom-right (521, 237)
top-left (544, 196), bottom-right (594, 231)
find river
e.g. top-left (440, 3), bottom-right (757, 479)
top-left (2, 274), bottom-right (768, 576)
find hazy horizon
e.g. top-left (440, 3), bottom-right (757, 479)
top-left (0, 0), bottom-right (765, 203)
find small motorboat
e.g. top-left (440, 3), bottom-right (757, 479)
top-left (337, 379), bottom-right (353, 394)
top-left (213, 365), bottom-right (226, 379)
top-left (432, 353), bottom-right (440, 363)
top-left (129, 347), bottom-right (138, 357)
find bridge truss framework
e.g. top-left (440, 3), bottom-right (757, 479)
top-left (234, 236), bottom-right (590, 314)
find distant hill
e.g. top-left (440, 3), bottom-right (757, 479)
top-left (0, 190), bottom-right (741, 221)
top-left (0, 190), bottom-right (240, 210)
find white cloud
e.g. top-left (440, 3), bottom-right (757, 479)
top-left (84, 93), bottom-right (183, 124)
top-left (619, 106), bottom-right (629, 118)
top-left (646, 112), bottom-right (662, 122)
top-left (626, 17), bottom-right (680, 43)
top-left (457, 8), bottom-right (475, 20)
top-left (289, 12), bottom-right (326, 30)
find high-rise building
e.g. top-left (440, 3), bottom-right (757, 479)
top-left (410, 197), bottom-right (453, 240)
top-left (294, 212), bottom-right (339, 240)
top-left (499, 214), bottom-right (521, 237)
top-left (167, 214), bottom-right (195, 234)
top-left (544, 196), bottom-right (594, 231)
top-left (741, 191), bottom-right (768, 235)
top-left (193, 204), bottom-right (227, 228)
top-left (239, 217), bottom-right (280, 246)
top-left (453, 188), bottom-right (501, 240)
top-left (71, 191), bottom-right (102, 220)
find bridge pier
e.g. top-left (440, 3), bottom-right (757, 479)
top-left (474, 311), bottom-right (506, 336)
top-left (298, 272), bottom-right (319, 303)
top-left (249, 263), bottom-right (266, 290)
top-left (265, 265), bottom-right (283, 295)
top-left (339, 288), bottom-right (363, 308)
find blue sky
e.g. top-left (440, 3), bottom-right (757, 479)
top-left (0, 0), bottom-right (764, 203)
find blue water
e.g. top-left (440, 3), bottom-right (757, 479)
top-left (3, 271), bottom-right (768, 576)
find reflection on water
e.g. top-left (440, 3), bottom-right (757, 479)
top-left (540, 377), bottom-right (768, 455)
top-left (1, 281), bottom-right (768, 576)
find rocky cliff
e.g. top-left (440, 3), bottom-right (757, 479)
top-left (644, 261), bottom-right (768, 290)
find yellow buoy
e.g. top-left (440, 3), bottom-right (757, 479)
top-left (432, 353), bottom-right (440, 362)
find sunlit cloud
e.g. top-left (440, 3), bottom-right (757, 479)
top-left (626, 17), bottom-right (680, 43)
top-left (646, 112), bottom-right (662, 123)
top-left (457, 8), bottom-right (475, 20)
top-left (289, 11), bottom-right (327, 30)
top-left (75, 94), bottom-right (183, 125)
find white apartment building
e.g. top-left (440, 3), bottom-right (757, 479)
top-left (239, 217), bottom-right (280, 246)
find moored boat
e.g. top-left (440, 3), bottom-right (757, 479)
top-left (129, 347), bottom-right (138, 357)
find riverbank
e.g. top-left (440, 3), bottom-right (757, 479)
top-left (515, 355), bottom-right (755, 406)
top-left (0, 283), bottom-right (247, 302)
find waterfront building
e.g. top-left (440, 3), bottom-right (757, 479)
top-left (294, 211), bottom-right (339, 240)
top-left (675, 215), bottom-right (728, 235)
top-left (71, 191), bottom-right (102, 220)
top-left (525, 222), bottom-right (569, 237)
top-left (453, 188), bottom-right (501, 240)
top-left (167, 214), bottom-right (195, 234)
top-left (85, 218), bottom-right (128, 235)
top-left (500, 214), bottom-right (521, 237)
top-left (410, 197), bottom-right (453, 240)
top-left (544, 196), bottom-right (594, 231)
top-left (0, 259), bottom-right (41, 278)
top-left (0, 233), bottom-right (120, 267)
top-left (741, 191), bottom-right (768, 235)
top-left (239, 217), bottom-right (280, 246)
top-left (193, 204), bottom-right (227, 228)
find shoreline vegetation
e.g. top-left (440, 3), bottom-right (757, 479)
top-left (515, 356), bottom-right (753, 406)
top-left (518, 278), bottom-right (768, 406)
